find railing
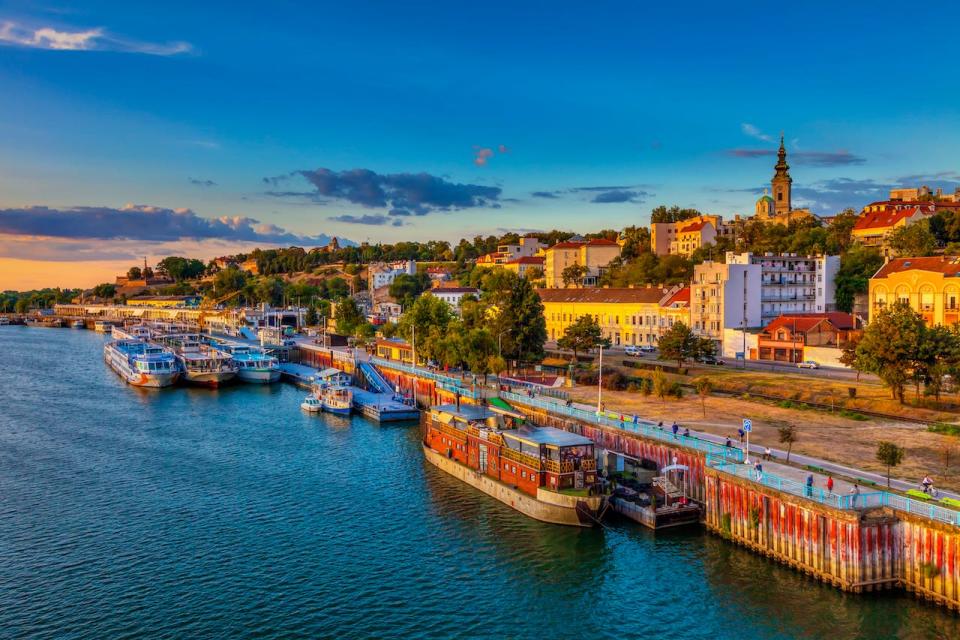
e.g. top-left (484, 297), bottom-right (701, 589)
top-left (371, 356), bottom-right (485, 399)
top-left (707, 456), bottom-right (960, 524)
top-left (501, 392), bottom-right (743, 463)
top-left (500, 446), bottom-right (541, 470)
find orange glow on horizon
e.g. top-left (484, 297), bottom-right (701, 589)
top-left (0, 258), bottom-right (132, 291)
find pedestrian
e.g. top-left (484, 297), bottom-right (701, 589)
top-left (763, 447), bottom-right (771, 461)
top-left (601, 402), bottom-right (606, 413)
top-left (738, 428), bottom-right (745, 444)
top-left (683, 427), bottom-right (690, 437)
top-left (753, 461), bottom-right (760, 480)
top-left (826, 475), bottom-right (834, 495)
top-left (922, 475), bottom-right (933, 494)
top-left (657, 421), bottom-right (663, 430)
top-left (672, 422), bottom-right (679, 438)
top-left (725, 437), bottom-right (732, 448)
top-left (805, 474), bottom-right (814, 497)
top-left (633, 414), bottom-right (639, 426)
top-left (756, 462), bottom-right (764, 481)
top-left (850, 483), bottom-right (860, 507)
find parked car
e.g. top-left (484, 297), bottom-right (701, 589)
top-left (639, 345), bottom-right (656, 353)
top-left (624, 345), bottom-right (642, 356)
top-left (797, 360), bottom-right (820, 369)
top-left (696, 355), bottom-right (725, 365)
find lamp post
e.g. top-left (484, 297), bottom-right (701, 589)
top-left (596, 343), bottom-right (604, 415)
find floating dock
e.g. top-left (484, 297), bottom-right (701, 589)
top-left (352, 387), bottom-right (420, 422)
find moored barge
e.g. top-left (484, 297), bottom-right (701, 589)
top-left (424, 404), bottom-right (606, 527)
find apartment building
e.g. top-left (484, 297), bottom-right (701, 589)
top-left (476, 236), bottom-right (543, 266)
top-left (368, 260), bottom-right (415, 290)
top-left (868, 256), bottom-right (960, 327)
top-left (727, 252), bottom-right (839, 326)
top-left (543, 238), bottom-right (621, 288)
top-left (690, 261), bottom-right (762, 348)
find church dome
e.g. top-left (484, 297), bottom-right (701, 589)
top-left (757, 194), bottom-right (774, 204)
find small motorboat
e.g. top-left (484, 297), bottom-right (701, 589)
top-left (301, 395), bottom-right (323, 413)
top-left (321, 385), bottom-right (353, 416)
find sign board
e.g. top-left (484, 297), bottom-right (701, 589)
top-left (735, 352), bottom-right (745, 360)
top-left (742, 418), bottom-right (752, 433)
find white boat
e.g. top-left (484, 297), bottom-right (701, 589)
top-left (70, 319), bottom-right (85, 329)
top-left (163, 335), bottom-right (238, 387)
top-left (25, 316), bottom-right (62, 328)
top-left (301, 395), bottom-right (323, 413)
top-left (103, 339), bottom-right (181, 388)
top-left (211, 342), bottom-right (281, 384)
top-left (321, 385), bottom-right (353, 415)
top-left (113, 324), bottom-right (151, 340)
top-left (93, 320), bottom-right (113, 333)
top-left (0, 317), bottom-right (10, 326)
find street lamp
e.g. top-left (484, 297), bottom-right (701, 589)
top-left (596, 343), bottom-right (604, 415)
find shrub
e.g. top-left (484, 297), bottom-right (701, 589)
top-left (668, 381), bottom-right (684, 398)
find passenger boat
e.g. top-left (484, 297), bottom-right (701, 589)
top-left (162, 335), bottom-right (238, 387)
top-left (212, 343), bottom-right (281, 383)
top-left (70, 319), bottom-right (86, 329)
top-left (320, 385), bottom-right (353, 415)
top-left (301, 395), bottom-right (323, 413)
top-left (25, 316), bottom-right (63, 328)
top-left (423, 404), bottom-right (607, 527)
top-left (0, 316), bottom-right (10, 326)
top-left (103, 339), bottom-right (181, 388)
top-left (93, 320), bottom-right (113, 333)
top-left (113, 324), bottom-right (151, 340)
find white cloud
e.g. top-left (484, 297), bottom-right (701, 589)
top-left (741, 123), bottom-right (774, 143)
top-left (0, 20), bottom-right (192, 56)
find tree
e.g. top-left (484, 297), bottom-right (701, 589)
top-left (253, 277), bottom-right (285, 305)
top-left (650, 205), bottom-right (701, 224)
top-left (778, 425), bottom-right (798, 463)
top-left (658, 322), bottom-right (698, 366)
top-left (389, 272), bottom-right (431, 308)
top-left (481, 270), bottom-right (546, 366)
top-left (334, 297), bottom-right (365, 335)
top-left (127, 266), bottom-right (142, 280)
top-left (157, 256), bottom-right (206, 282)
top-left (396, 294), bottom-right (454, 363)
top-left (561, 264), bottom-right (588, 288)
top-left (694, 377), bottom-right (713, 417)
top-left (651, 367), bottom-right (668, 400)
top-left (834, 245), bottom-right (884, 313)
top-left (557, 315), bottom-right (607, 361)
top-left (876, 440), bottom-right (905, 488)
top-left (887, 221), bottom-right (938, 257)
top-left (305, 305), bottom-right (319, 327)
top-left (213, 267), bottom-right (248, 297)
top-left (853, 302), bottom-right (926, 403)
top-left (92, 283), bottom-right (116, 300)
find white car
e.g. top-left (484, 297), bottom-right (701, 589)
top-left (624, 346), bottom-right (642, 356)
top-left (797, 360), bottom-right (820, 369)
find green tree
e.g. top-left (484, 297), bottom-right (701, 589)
top-left (853, 302), bottom-right (926, 403)
top-left (254, 277), bottom-right (285, 305)
top-left (396, 293), bottom-right (454, 363)
top-left (305, 304), bottom-right (319, 327)
top-left (694, 377), bottom-right (713, 417)
top-left (334, 297), bottom-right (365, 335)
top-left (389, 273), bottom-right (430, 308)
top-left (157, 256), bottom-right (207, 282)
top-left (557, 315), bottom-right (608, 361)
top-left (561, 264), bottom-right (589, 288)
top-left (834, 245), bottom-right (884, 313)
top-left (887, 221), bottom-right (938, 257)
top-left (213, 266), bottom-right (248, 297)
top-left (481, 270), bottom-right (546, 366)
top-left (127, 266), bottom-right (142, 280)
top-left (651, 367), bottom-right (668, 400)
top-left (650, 205), bottom-right (702, 224)
top-left (778, 425), bottom-right (797, 463)
top-left (876, 440), bottom-right (905, 488)
top-left (92, 283), bottom-right (116, 300)
top-left (658, 322), bottom-right (698, 366)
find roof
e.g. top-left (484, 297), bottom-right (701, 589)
top-left (661, 286), bottom-right (690, 308)
top-left (763, 312), bottom-right (856, 333)
top-left (548, 238), bottom-right (619, 250)
top-left (505, 256), bottom-right (544, 265)
top-left (503, 425), bottom-right (594, 448)
top-left (758, 194), bottom-right (774, 203)
top-left (586, 238), bottom-right (619, 246)
top-left (678, 221), bottom-right (710, 233)
top-left (853, 206), bottom-right (922, 232)
top-left (537, 287), bottom-right (669, 304)
top-left (873, 256), bottom-right (960, 279)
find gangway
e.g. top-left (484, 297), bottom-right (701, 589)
top-left (358, 361), bottom-right (391, 394)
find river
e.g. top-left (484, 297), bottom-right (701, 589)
top-left (0, 327), bottom-right (956, 639)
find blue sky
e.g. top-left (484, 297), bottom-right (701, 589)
top-left (1, 1), bottom-right (959, 286)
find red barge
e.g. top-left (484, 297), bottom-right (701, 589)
top-left (424, 404), bottom-right (606, 527)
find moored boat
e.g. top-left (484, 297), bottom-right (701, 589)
top-left (103, 339), bottom-right (181, 388)
top-left (161, 335), bottom-right (238, 387)
top-left (70, 319), bottom-right (85, 329)
top-left (25, 316), bottom-right (63, 328)
top-left (301, 395), bottom-right (323, 412)
top-left (423, 404), bottom-right (606, 527)
top-left (0, 316), bottom-right (10, 326)
top-left (320, 385), bottom-right (353, 415)
top-left (212, 342), bottom-right (281, 383)
top-left (93, 320), bottom-right (114, 333)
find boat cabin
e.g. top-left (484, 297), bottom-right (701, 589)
top-left (426, 404), bottom-right (597, 498)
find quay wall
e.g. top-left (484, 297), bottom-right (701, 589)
top-left (510, 395), bottom-right (960, 611)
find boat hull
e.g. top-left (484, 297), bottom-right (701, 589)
top-left (236, 369), bottom-right (281, 384)
top-left (183, 370), bottom-right (237, 387)
top-left (322, 403), bottom-right (352, 416)
top-left (422, 444), bottom-right (602, 527)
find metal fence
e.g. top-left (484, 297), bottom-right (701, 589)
top-left (500, 391), bottom-right (743, 463)
top-left (707, 456), bottom-right (960, 525)
top-left (370, 356), bottom-right (484, 400)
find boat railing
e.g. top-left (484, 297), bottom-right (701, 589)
top-left (500, 446), bottom-right (541, 470)
top-left (500, 392), bottom-right (743, 463)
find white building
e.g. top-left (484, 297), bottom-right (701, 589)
top-left (690, 261), bottom-right (763, 348)
top-left (428, 286), bottom-right (480, 311)
top-left (368, 260), bottom-right (415, 290)
top-left (726, 252), bottom-right (840, 326)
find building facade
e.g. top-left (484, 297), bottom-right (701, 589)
top-left (502, 255), bottom-right (545, 278)
top-left (538, 285), bottom-right (690, 347)
top-left (690, 261), bottom-right (762, 348)
top-left (650, 214), bottom-right (725, 257)
top-left (368, 260), bottom-right (416, 290)
top-left (476, 236), bottom-right (543, 266)
top-left (727, 252), bottom-right (839, 326)
top-left (755, 312), bottom-right (857, 364)
top-left (868, 256), bottom-right (960, 327)
top-left (428, 286), bottom-right (480, 310)
top-left (543, 238), bottom-right (622, 288)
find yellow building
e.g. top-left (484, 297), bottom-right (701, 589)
top-left (868, 256), bottom-right (960, 326)
top-left (538, 285), bottom-right (690, 347)
top-left (543, 238), bottom-right (621, 288)
top-left (650, 214), bottom-right (723, 256)
top-left (501, 255), bottom-right (544, 278)
top-left (126, 295), bottom-right (201, 308)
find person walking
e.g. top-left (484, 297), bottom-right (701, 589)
top-left (805, 474), bottom-right (814, 497)
top-left (725, 437), bottom-right (732, 448)
top-left (738, 428), bottom-right (745, 444)
top-left (683, 427), bottom-right (690, 437)
top-left (826, 475), bottom-right (834, 495)
top-left (672, 423), bottom-right (679, 439)
top-left (850, 483), bottom-right (861, 507)
top-left (763, 447), bottom-right (772, 461)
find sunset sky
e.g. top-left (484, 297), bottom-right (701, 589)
top-left (2, 1), bottom-right (959, 289)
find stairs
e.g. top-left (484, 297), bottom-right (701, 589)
top-left (653, 476), bottom-right (683, 499)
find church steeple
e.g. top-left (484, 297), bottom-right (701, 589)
top-left (771, 132), bottom-right (792, 215)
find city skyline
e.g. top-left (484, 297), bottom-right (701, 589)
top-left (2, 1), bottom-right (960, 288)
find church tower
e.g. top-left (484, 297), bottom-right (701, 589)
top-left (771, 134), bottom-right (792, 215)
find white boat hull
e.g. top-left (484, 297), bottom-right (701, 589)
top-left (183, 370), bottom-right (237, 387)
top-left (237, 368), bottom-right (281, 384)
